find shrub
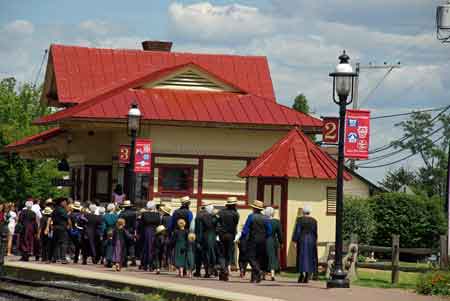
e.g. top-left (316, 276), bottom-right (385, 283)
top-left (343, 197), bottom-right (376, 244)
top-left (369, 193), bottom-right (446, 249)
top-left (416, 271), bottom-right (450, 296)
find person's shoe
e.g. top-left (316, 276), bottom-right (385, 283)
top-left (193, 271), bottom-right (201, 277)
top-left (35, 256), bottom-right (40, 261)
top-left (130, 259), bottom-right (137, 267)
top-left (61, 260), bottom-right (68, 264)
top-left (298, 274), bottom-right (304, 283)
top-left (303, 277), bottom-right (308, 284)
top-left (82, 260), bottom-right (87, 265)
top-left (271, 276), bottom-right (276, 281)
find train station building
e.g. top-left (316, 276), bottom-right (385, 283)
top-left (6, 41), bottom-right (377, 267)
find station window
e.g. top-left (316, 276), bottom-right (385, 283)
top-left (158, 165), bottom-right (193, 194)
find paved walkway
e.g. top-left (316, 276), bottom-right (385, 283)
top-left (4, 259), bottom-right (447, 301)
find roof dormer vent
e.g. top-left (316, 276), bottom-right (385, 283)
top-left (142, 40), bottom-right (172, 52)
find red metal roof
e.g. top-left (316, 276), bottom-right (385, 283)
top-left (239, 128), bottom-right (352, 180)
top-left (50, 44), bottom-right (276, 104)
top-left (4, 127), bottom-right (63, 150)
top-left (35, 89), bottom-right (323, 128)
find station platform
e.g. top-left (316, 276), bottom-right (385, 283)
top-left (4, 259), bottom-right (444, 301)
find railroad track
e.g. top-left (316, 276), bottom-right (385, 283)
top-left (0, 276), bottom-right (140, 301)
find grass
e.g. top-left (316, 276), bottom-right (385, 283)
top-left (353, 268), bottom-right (420, 289)
top-left (281, 268), bottom-right (421, 290)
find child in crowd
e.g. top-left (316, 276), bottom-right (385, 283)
top-left (186, 232), bottom-right (196, 278)
top-left (154, 225), bottom-right (167, 274)
top-left (104, 230), bottom-right (114, 268)
top-left (40, 207), bottom-right (53, 263)
top-left (172, 219), bottom-right (188, 277)
top-left (112, 218), bottom-right (131, 271)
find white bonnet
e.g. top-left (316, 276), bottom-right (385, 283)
top-left (106, 203), bottom-right (115, 212)
top-left (206, 204), bottom-right (214, 214)
top-left (264, 206), bottom-right (274, 217)
top-left (98, 207), bottom-right (105, 215)
top-left (303, 205), bottom-right (312, 215)
top-left (89, 204), bottom-right (97, 213)
top-left (146, 201), bottom-right (156, 210)
top-left (25, 201), bottom-right (33, 209)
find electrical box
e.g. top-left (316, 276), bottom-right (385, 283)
top-left (437, 1), bottom-right (450, 30)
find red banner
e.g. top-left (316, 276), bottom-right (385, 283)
top-left (322, 117), bottom-right (339, 144)
top-left (134, 138), bottom-right (152, 173)
top-left (119, 145), bottom-right (131, 164)
top-left (344, 109), bottom-right (370, 159)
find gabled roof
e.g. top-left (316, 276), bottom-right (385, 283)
top-left (34, 88), bottom-right (323, 128)
top-left (45, 44), bottom-right (276, 104)
top-left (4, 127), bottom-right (63, 150)
top-left (239, 128), bottom-right (352, 180)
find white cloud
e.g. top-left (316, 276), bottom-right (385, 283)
top-left (168, 2), bottom-right (274, 42)
top-left (3, 20), bottom-right (34, 35)
top-left (79, 20), bottom-right (115, 36)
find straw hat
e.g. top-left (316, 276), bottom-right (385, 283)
top-left (156, 225), bottom-right (166, 235)
top-left (188, 233), bottom-right (196, 242)
top-left (160, 205), bottom-right (172, 215)
top-left (121, 200), bottom-right (132, 208)
top-left (250, 200), bottom-right (264, 210)
top-left (72, 201), bottom-right (82, 211)
top-left (45, 198), bottom-right (53, 205)
top-left (226, 197), bottom-right (238, 205)
top-left (42, 207), bottom-right (53, 215)
top-left (181, 196), bottom-right (190, 204)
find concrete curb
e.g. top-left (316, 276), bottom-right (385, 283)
top-left (5, 261), bottom-right (285, 301)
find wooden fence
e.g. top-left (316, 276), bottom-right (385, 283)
top-left (318, 235), bottom-right (449, 284)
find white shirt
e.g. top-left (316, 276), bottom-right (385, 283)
top-left (31, 204), bottom-right (42, 222)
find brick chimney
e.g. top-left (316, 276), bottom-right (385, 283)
top-left (141, 40), bottom-right (172, 52)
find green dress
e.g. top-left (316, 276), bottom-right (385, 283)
top-left (172, 229), bottom-right (189, 268)
top-left (266, 218), bottom-right (283, 272)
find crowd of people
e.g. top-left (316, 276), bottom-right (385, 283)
top-left (3, 189), bottom-right (318, 284)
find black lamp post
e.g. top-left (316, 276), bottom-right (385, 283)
top-left (327, 51), bottom-right (357, 289)
top-left (127, 102), bottom-right (142, 204)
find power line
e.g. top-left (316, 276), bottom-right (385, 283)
top-left (361, 124), bottom-right (446, 165)
top-left (359, 66), bottom-right (397, 106)
top-left (368, 104), bottom-right (450, 154)
top-left (33, 49), bottom-right (48, 88)
top-left (357, 135), bottom-right (445, 169)
top-left (371, 107), bottom-right (447, 120)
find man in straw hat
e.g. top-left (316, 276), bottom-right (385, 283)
top-left (69, 201), bottom-right (83, 264)
top-left (169, 196), bottom-right (193, 232)
top-left (241, 200), bottom-right (272, 283)
top-left (40, 207), bottom-right (53, 262)
top-left (118, 200), bottom-right (137, 267)
top-left (217, 197), bottom-right (240, 281)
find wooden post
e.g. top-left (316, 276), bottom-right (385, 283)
top-left (440, 235), bottom-right (449, 270)
top-left (391, 235), bottom-right (400, 284)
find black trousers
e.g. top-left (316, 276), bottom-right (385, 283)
top-left (52, 227), bottom-right (68, 261)
top-left (41, 236), bottom-right (52, 262)
top-left (247, 239), bottom-right (266, 279)
top-left (220, 233), bottom-right (235, 270)
top-left (70, 235), bottom-right (82, 263)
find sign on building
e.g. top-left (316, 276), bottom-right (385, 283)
top-left (134, 138), bottom-right (152, 173)
top-left (119, 145), bottom-right (131, 164)
top-left (344, 109), bottom-right (370, 159)
top-left (322, 117), bottom-right (339, 144)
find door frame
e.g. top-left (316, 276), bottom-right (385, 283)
top-left (85, 165), bottom-right (112, 204)
top-left (257, 177), bottom-right (288, 269)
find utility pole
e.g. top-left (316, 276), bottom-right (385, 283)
top-left (349, 62), bottom-right (401, 170)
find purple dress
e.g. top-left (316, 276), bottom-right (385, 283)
top-left (292, 216), bottom-right (318, 273)
top-left (139, 211), bottom-right (161, 269)
top-left (18, 209), bottom-right (37, 257)
top-left (112, 228), bottom-right (131, 264)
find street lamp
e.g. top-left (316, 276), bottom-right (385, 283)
top-left (127, 102), bottom-right (141, 204)
top-left (327, 51), bottom-right (357, 289)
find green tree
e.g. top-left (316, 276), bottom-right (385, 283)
top-left (379, 167), bottom-right (417, 192)
top-left (343, 197), bottom-right (376, 244)
top-left (0, 77), bottom-right (67, 202)
top-left (292, 93), bottom-right (310, 114)
top-left (393, 111), bottom-right (450, 197)
top-left (370, 193), bottom-right (446, 249)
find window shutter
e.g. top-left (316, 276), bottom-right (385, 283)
top-left (327, 187), bottom-right (337, 215)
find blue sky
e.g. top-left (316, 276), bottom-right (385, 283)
top-left (1, 0), bottom-right (449, 183)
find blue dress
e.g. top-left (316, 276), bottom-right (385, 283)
top-left (292, 216), bottom-right (318, 273)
